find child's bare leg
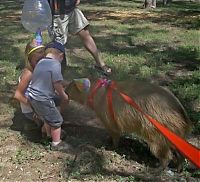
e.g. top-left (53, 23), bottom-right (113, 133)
top-left (43, 122), bottom-right (51, 137)
top-left (41, 125), bottom-right (46, 133)
top-left (51, 127), bottom-right (61, 143)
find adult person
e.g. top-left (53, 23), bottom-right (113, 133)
top-left (48, 0), bottom-right (112, 75)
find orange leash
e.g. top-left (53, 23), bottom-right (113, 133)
top-left (87, 79), bottom-right (200, 168)
top-left (107, 81), bottom-right (117, 122)
top-left (87, 79), bottom-right (106, 109)
top-left (108, 81), bottom-right (200, 168)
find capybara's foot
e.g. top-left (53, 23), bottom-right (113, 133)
top-left (169, 151), bottom-right (184, 172)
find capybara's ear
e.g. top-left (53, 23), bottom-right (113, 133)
top-left (74, 78), bottom-right (91, 92)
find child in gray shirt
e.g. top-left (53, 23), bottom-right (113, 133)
top-left (28, 41), bottom-right (73, 152)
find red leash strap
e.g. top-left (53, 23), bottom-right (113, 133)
top-left (88, 79), bottom-right (118, 126)
top-left (89, 80), bottom-right (200, 168)
top-left (87, 79), bottom-right (103, 109)
top-left (88, 79), bottom-right (111, 109)
top-left (119, 91), bottom-right (200, 168)
top-left (107, 81), bottom-right (117, 122)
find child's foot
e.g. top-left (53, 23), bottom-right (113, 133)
top-left (42, 129), bottom-right (66, 140)
top-left (51, 141), bottom-right (74, 152)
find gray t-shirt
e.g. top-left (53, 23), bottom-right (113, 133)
top-left (28, 57), bottom-right (63, 101)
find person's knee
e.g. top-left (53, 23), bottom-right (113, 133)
top-left (78, 27), bottom-right (91, 39)
top-left (50, 123), bottom-right (62, 129)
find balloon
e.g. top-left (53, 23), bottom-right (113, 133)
top-left (21, 0), bottom-right (52, 32)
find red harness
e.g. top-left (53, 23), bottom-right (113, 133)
top-left (87, 79), bottom-right (200, 168)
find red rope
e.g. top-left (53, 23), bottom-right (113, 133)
top-left (109, 81), bottom-right (200, 168)
top-left (87, 79), bottom-right (200, 168)
top-left (87, 79), bottom-right (110, 109)
top-left (107, 81), bottom-right (117, 122)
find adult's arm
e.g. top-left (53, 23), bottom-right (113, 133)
top-left (76, 0), bottom-right (80, 6)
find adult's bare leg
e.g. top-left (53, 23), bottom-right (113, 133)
top-left (78, 28), bottom-right (111, 74)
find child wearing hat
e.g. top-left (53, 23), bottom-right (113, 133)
top-left (28, 41), bottom-right (73, 152)
top-left (14, 38), bottom-right (45, 129)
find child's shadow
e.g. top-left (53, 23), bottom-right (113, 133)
top-left (10, 108), bottom-right (42, 143)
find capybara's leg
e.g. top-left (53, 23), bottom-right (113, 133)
top-left (174, 150), bottom-right (185, 172)
top-left (149, 143), bottom-right (173, 169)
top-left (109, 131), bottom-right (120, 148)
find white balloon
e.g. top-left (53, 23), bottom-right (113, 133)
top-left (21, 0), bottom-right (52, 32)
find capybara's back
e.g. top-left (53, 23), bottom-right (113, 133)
top-left (92, 80), bottom-right (192, 170)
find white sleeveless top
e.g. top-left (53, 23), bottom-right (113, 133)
top-left (19, 75), bottom-right (33, 114)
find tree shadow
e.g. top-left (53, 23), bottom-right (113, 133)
top-left (60, 101), bottom-right (160, 168)
top-left (145, 1), bottom-right (200, 29)
top-left (82, 1), bottom-right (200, 30)
top-left (81, 0), bottom-right (143, 9)
top-left (10, 107), bottom-right (43, 143)
top-left (0, 0), bottom-right (27, 64)
top-left (64, 137), bottom-right (165, 181)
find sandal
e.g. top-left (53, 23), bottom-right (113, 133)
top-left (94, 65), bottom-right (112, 76)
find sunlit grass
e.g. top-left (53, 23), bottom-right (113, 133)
top-left (0, 0), bottom-right (199, 125)
top-left (0, 1), bottom-right (199, 181)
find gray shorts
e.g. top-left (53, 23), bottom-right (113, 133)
top-left (29, 98), bottom-right (63, 128)
top-left (48, 8), bottom-right (89, 44)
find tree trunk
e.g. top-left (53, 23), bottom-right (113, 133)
top-left (144, 0), bottom-right (156, 8)
top-left (163, 0), bottom-right (172, 5)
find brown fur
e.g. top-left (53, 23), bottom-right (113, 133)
top-left (66, 79), bottom-right (192, 170)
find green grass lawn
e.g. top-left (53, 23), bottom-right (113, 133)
top-left (0, 1), bottom-right (200, 181)
top-left (0, 0), bottom-right (199, 128)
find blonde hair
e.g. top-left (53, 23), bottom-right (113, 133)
top-left (45, 47), bottom-right (63, 55)
top-left (24, 42), bottom-right (45, 71)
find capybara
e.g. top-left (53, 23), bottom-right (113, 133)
top-left (65, 78), bottom-right (193, 170)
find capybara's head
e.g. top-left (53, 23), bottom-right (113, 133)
top-left (65, 78), bottom-right (91, 104)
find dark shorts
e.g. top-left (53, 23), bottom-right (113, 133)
top-left (29, 98), bottom-right (63, 128)
top-left (24, 112), bottom-right (35, 121)
top-left (53, 95), bottom-right (61, 107)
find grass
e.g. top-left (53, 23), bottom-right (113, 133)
top-left (81, 0), bottom-right (200, 127)
top-left (0, 0), bottom-right (199, 131)
top-left (0, 0), bottom-right (200, 180)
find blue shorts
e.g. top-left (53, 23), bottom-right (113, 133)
top-left (29, 98), bottom-right (63, 128)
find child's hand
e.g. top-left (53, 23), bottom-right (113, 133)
top-left (33, 113), bottom-right (38, 120)
top-left (10, 97), bottom-right (19, 108)
top-left (61, 80), bottom-right (70, 89)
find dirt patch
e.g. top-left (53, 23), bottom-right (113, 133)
top-left (0, 93), bottom-right (199, 181)
top-left (0, 0), bottom-right (199, 180)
